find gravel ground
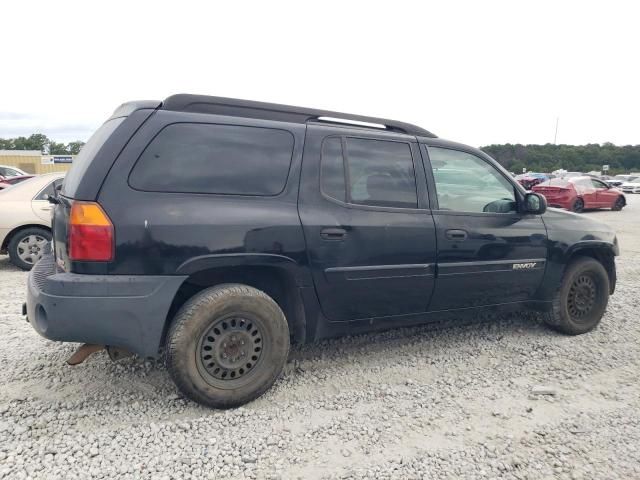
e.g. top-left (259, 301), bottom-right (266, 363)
top-left (1, 196), bottom-right (639, 480)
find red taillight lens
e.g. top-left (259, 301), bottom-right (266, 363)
top-left (68, 201), bottom-right (114, 261)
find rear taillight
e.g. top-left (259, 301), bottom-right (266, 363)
top-left (68, 201), bottom-right (114, 262)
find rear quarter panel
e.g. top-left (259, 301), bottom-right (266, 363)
top-left (82, 111), bottom-right (308, 277)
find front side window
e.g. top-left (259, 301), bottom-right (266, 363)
top-left (35, 179), bottom-right (63, 200)
top-left (427, 147), bottom-right (516, 213)
top-left (130, 123), bottom-right (294, 195)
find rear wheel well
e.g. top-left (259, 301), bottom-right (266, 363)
top-left (162, 266), bottom-right (305, 348)
top-left (568, 248), bottom-right (616, 294)
top-left (1, 224), bottom-right (51, 253)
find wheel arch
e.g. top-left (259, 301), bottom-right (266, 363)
top-left (565, 243), bottom-right (617, 294)
top-left (1, 223), bottom-right (51, 254)
top-left (161, 254), bottom-right (310, 348)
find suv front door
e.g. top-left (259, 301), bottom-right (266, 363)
top-left (421, 143), bottom-right (548, 311)
top-left (298, 125), bottom-right (437, 322)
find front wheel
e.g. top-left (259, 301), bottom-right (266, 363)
top-left (166, 284), bottom-right (290, 409)
top-left (7, 227), bottom-right (51, 270)
top-left (543, 257), bottom-right (609, 335)
top-left (611, 196), bottom-right (625, 211)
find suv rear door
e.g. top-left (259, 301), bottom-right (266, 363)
top-left (421, 142), bottom-right (548, 311)
top-left (298, 124), bottom-right (437, 322)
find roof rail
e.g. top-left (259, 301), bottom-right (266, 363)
top-left (161, 94), bottom-right (436, 137)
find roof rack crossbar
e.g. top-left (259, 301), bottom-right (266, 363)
top-left (161, 94), bottom-right (436, 137)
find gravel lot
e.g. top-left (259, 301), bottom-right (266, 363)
top-left (1, 197), bottom-right (639, 480)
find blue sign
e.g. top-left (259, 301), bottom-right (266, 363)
top-left (53, 156), bottom-right (73, 164)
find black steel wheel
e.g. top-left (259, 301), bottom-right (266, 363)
top-left (544, 257), bottom-right (609, 335)
top-left (567, 274), bottom-right (597, 323)
top-left (196, 315), bottom-right (265, 387)
top-left (166, 284), bottom-right (289, 409)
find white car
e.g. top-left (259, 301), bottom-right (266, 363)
top-left (620, 176), bottom-right (640, 194)
top-left (0, 164), bottom-right (28, 179)
top-left (0, 173), bottom-right (65, 269)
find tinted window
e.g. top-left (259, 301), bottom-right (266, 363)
top-left (427, 147), bottom-right (516, 213)
top-left (321, 137), bottom-right (346, 202)
top-left (63, 117), bottom-right (124, 197)
top-left (130, 123), bottom-right (294, 195)
top-left (345, 138), bottom-right (417, 208)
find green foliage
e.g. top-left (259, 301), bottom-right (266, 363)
top-left (481, 143), bottom-right (640, 175)
top-left (0, 133), bottom-right (85, 156)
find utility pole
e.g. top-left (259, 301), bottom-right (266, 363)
top-left (553, 117), bottom-right (559, 144)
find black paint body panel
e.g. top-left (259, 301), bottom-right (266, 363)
top-left (37, 96), bottom-right (619, 357)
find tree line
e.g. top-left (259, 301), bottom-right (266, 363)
top-left (0, 133), bottom-right (85, 156)
top-left (481, 143), bottom-right (640, 175)
top-left (1, 134), bottom-right (639, 175)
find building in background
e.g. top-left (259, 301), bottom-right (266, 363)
top-left (0, 150), bottom-right (73, 174)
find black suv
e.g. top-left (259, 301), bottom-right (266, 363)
top-left (25, 95), bottom-right (618, 408)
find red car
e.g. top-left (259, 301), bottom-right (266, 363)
top-left (532, 176), bottom-right (626, 212)
top-left (0, 175), bottom-right (35, 190)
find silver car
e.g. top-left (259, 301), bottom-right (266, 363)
top-left (620, 176), bottom-right (640, 194)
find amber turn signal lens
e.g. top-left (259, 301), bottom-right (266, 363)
top-left (68, 201), bottom-right (114, 262)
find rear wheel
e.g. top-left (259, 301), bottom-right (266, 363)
top-left (7, 227), bottom-right (51, 270)
top-left (166, 284), bottom-right (290, 409)
top-left (543, 257), bottom-right (609, 335)
top-left (571, 198), bottom-right (584, 213)
top-left (611, 196), bottom-right (625, 211)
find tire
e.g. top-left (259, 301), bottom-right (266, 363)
top-left (166, 284), bottom-right (290, 409)
top-left (572, 198), bottom-right (584, 213)
top-left (543, 257), bottom-right (609, 335)
top-left (611, 196), bottom-right (625, 211)
top-left (7, 227), bottom-right (51, 270)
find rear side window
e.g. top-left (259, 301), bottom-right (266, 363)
top-left (130, 123), bottom-right (294, 195)
top-left (346, 138), bottom-right (417, 208)
top-left (62, 117), bottom-right (124, 197)
top-left (321, 136), bottom-right (418, 208)
top-left (320, 137), bottom-right (346, 202)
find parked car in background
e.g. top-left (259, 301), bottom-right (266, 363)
top-left (608, 174), bottom-right (636, 187)
top-left (0, 175), bottom-right (35, 190)
top-left (620, 176), bottom-right (640, 194)
top-left (532, 176), bottom-right (626, 212)
top-left (0, 165), bottom-right (28, 179)
top-left (0, 173), bottom-right (65, 269)
top-left (515, 172), bottom-right (548, 190)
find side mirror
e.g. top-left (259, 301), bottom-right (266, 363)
top-left (523, 192), bottom-right (547, 214)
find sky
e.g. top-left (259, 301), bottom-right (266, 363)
top-left (1, 0), bottom-right (638, 147)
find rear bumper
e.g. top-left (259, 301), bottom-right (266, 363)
top-left (26, 253), bottom-right (187, 358)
